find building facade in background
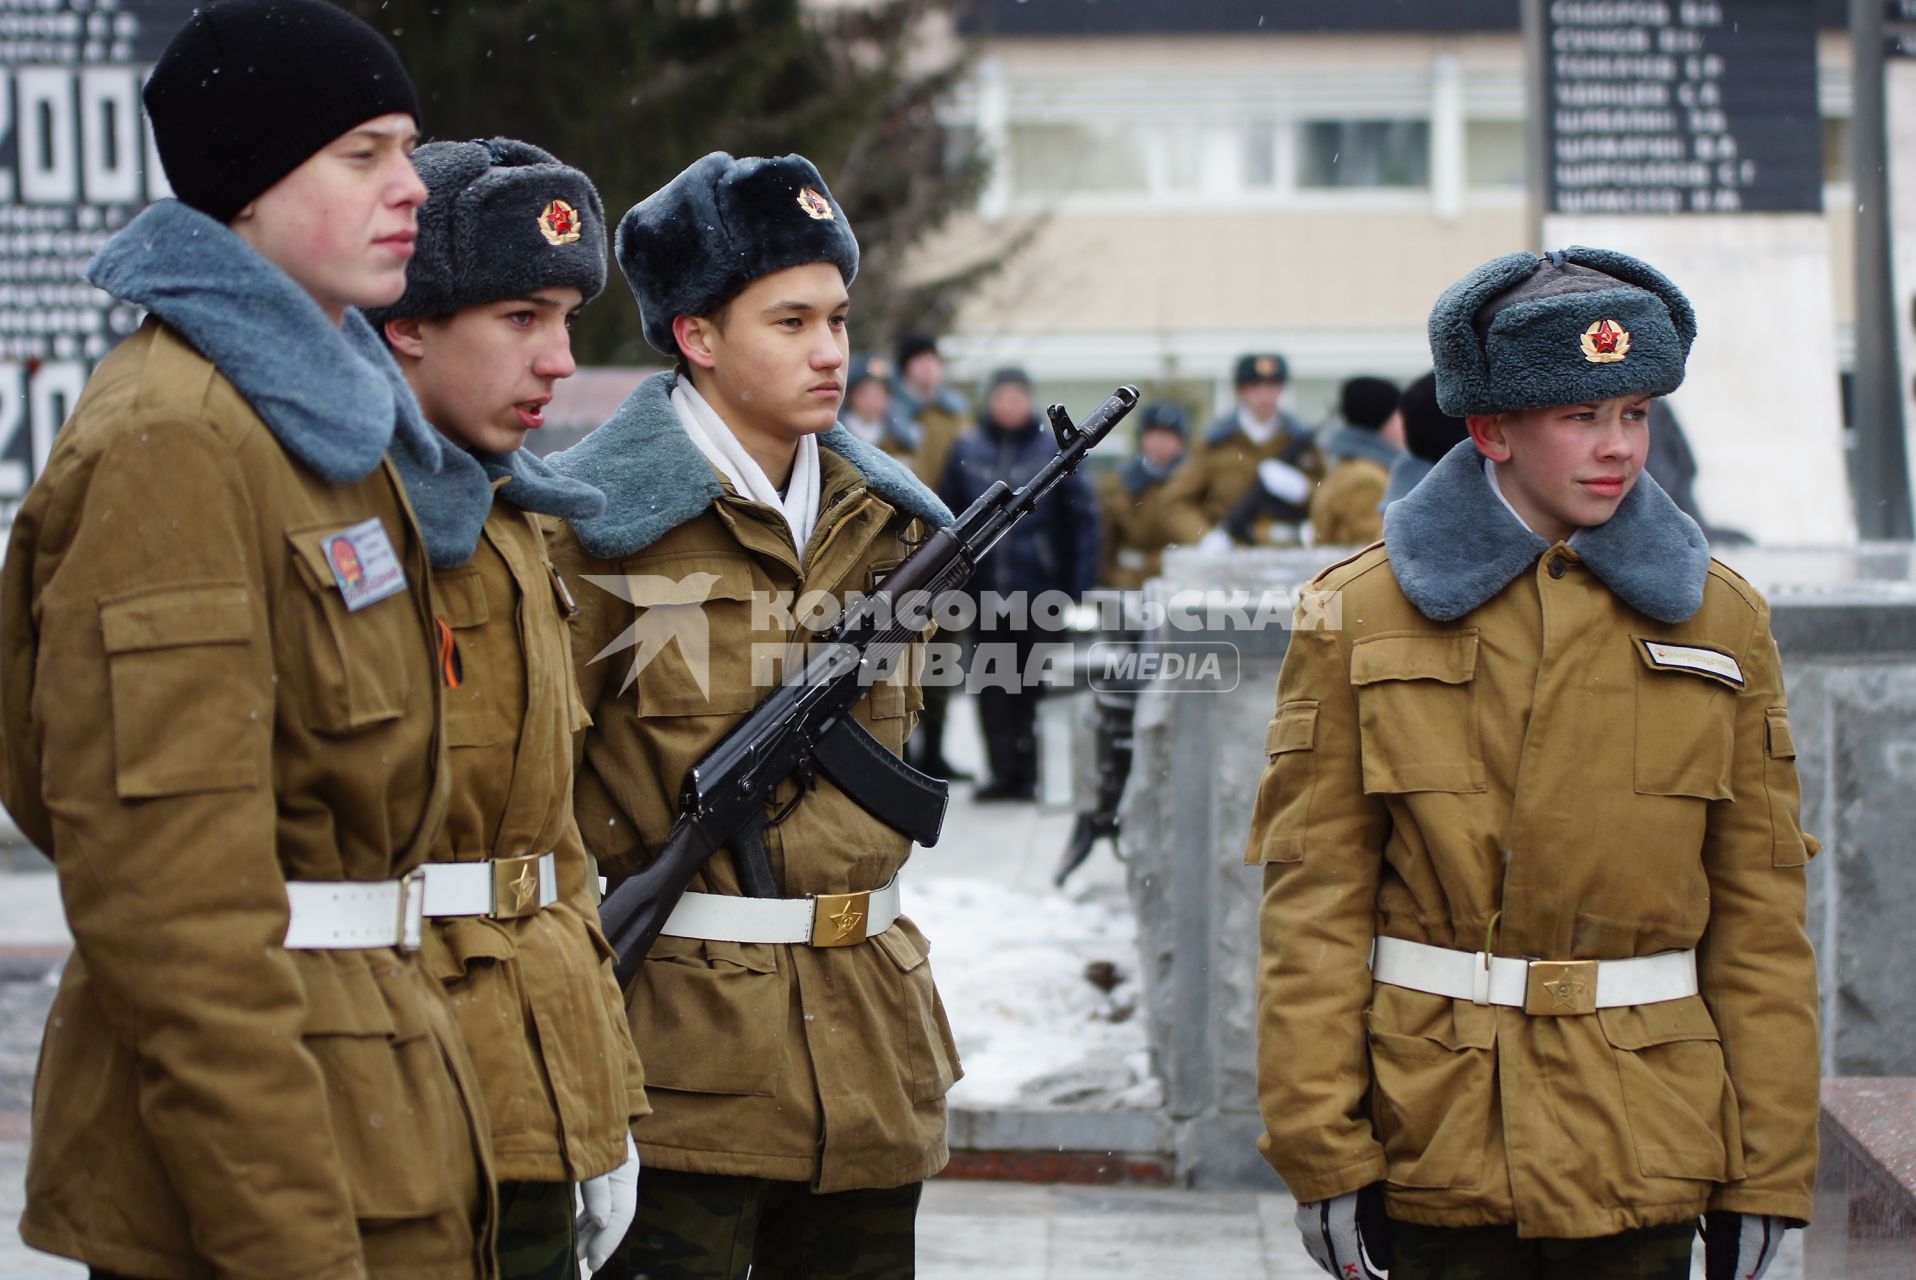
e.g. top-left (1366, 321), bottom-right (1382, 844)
top-left (918, 0), bottom-right (1855, 435)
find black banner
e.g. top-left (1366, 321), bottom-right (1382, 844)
top-left (1542, 0), bottom-right (1822, 216)
top-left (0, 0), bottom-right (196, 524)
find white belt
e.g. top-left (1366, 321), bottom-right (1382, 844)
top-left (283, 875), bottom-right (425, 951)
top-left (662, 876), bottom-right (902, 948)
top-left (418, 852), bottom-right (558, 920)
top-left (1370, 936), bottom-right (1698, 1016)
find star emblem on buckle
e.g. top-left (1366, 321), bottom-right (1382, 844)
top-left (507, 862), bottom-right (538, 912)
top-left (829, 900), bottom-right (865, 940)
top-left (1544, 977), bottom-right (1586, 1010)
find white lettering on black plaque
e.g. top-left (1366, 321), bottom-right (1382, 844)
top-left (0, 0), bottom-right (199, 531)
top-left (1542, 0), bottom-right (1822, 215)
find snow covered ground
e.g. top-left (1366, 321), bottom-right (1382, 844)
top-left (903, 694), bottom-right (1159, 1113)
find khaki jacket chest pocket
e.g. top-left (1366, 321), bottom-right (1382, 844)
top-left (857, 554), bottom-right (924, 749)
top-left (98, 583), bottom-right (264, 798)
top-left (1632, 638), bottom-right (1735, 800)
top-left (283, 523), bottom-right (419, 733)
top-left (434, 565), bottom-right (497, 749)
top-left (1349, 630), bottom-right (1485, 794)
top-left (617, 556), bottom-right (761, 719)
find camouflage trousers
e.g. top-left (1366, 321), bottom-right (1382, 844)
top-left (1388, 1219), bottom-right (1696, 1279)
top-left (598, 1168), bottom-right (923, 1280)
top-left (497, 1179), bottom-right (578, 1280)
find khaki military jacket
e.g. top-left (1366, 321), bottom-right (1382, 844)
top-left (1, 322), bottom-right (495, 1280)
top-left (1096, 460), bottom-right (1179, 591)
top-left (545, 373), bottom-right (960, 1194)
top-left (1248, 449), bottom-right (1819, 1239)
top-left (910, 399), bottom-right (965, 493)
top-left (422, 498), bottom-right (648, 1184)
top-left (1159, 411), bottom-right (1324, 547)
top-left (1309, 456), bottom-right (1389, 548)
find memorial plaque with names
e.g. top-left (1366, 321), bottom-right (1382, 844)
top-left (1542, 0), bottom-right (1822, 216)
top-left (0, 0), bottom-right (196, 529)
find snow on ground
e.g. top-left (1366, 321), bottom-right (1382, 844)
top-left (908, 875), bottom-right (1156, 1110)
top-left (903, 693), bottom-right (1159, 1112)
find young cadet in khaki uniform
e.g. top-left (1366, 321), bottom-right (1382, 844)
top-left (892, 332), bottom-right (968, 490)
top-left (544, 153), bottom-right (960, 1280)
top-left (1309, 375), bottom-right (1404, 548)
top-left (841, 354), bottom-right (924, 468)
top-left (367, 138), bottom-right (648, 1280)
top-left (1248, 248), bottom-right (1818, 1280)
top-left (0, 4), bottom-right (498, 1276)
top-left (1161, 351), bottom-right (1324, 549)
top-left (1096, 400), bottom-right (1188, 590)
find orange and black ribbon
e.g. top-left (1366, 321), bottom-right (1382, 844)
top-left (434, 616), bottom-right (462, 688)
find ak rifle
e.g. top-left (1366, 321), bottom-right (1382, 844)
top-left (600, 385), bottom-right (1141, 983)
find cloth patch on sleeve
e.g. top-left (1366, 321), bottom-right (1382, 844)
top-left (1639, 639), bottom-right (1743, 688)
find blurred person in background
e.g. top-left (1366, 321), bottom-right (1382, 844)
top-left (1383, 370), bottom-right (1471, 507)
top-left (895, 333), bottom-right (970, 781)
top-left (1098, 399), bottom-right (1189, 590)
top-left (1161, 351), bottom-right (1324, 550)
top-left (939, 366), bottom-right (1100, 801)
top-left (893, 332), bottom-right (968, 489)
top-left (841, 354), bottom-right (922, 466)
top-left (1310, 375), bottom-right (1404, 547)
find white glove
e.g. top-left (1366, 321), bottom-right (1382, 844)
top-left (575, 1134), bottom-right (640, 1275)
top-left (1257, 458), bottom-right (1313, 505)
top-left (1295, 1186), bottom-right (1389, 1279)
top-left (1197, 527), bottom-right (1234, 553)
top-left (1703, 1211), bottom-right (1784, 1280)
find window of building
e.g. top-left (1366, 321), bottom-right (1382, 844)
top-left (1465, 120), bottom-right (1526, 189)
top-left (1007, 121), bottom-right (1149, 195)
top-left (1297, 120), bottom-right (1430, 189)
top-left (1244, 118), bottom-right (1279, 188)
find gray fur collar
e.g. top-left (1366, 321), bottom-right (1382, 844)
top-left (1382, 452), bottom-right (1434, 507)
top-left (87, 199), bottom-right (442, 485)
top-left (1381, 440), bottom-right (1708, 624)
top-left (386, 427), bottom-right (607, 569)
top-left (1321, 422), bottom-right (1402, 468)
top-left (546, 371), bottom-right (953, 561)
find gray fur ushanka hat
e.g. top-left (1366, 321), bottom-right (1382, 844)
top-left (1429, 246), bottom-right (1696, 417)
top-left (364, 137), bottom-right (607, 328)
top-left (617, 151), bottom-right (860, 358)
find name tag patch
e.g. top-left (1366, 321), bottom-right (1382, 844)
top-left (1640, 640), bottom-right (1744, 687)
top-left (321, 518), bottom-right (407, 612)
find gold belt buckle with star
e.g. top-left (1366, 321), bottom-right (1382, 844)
top-left (491, 853), bottom-right (546, 920)
top-left (809, 890), bottom-right (873, 947)
top-left (1524, 958), bottom-right (1599, 1016)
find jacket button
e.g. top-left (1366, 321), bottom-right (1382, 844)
top-left (1547, 554), bottom-right (1567, 579)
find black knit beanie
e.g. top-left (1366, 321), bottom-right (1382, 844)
top-left (144, 0), bottom-right (419, 223)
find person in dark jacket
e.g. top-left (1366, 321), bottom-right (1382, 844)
top-left (938, 366), bottom-right (1100, 801)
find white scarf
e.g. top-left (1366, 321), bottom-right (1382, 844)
top-left (1237, 404), bottom-right (1281, 447)
top-left (672, 379), bottom-right (822, 560)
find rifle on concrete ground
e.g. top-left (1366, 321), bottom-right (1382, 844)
top-left (601, 386), bottom-right (1141, 984)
